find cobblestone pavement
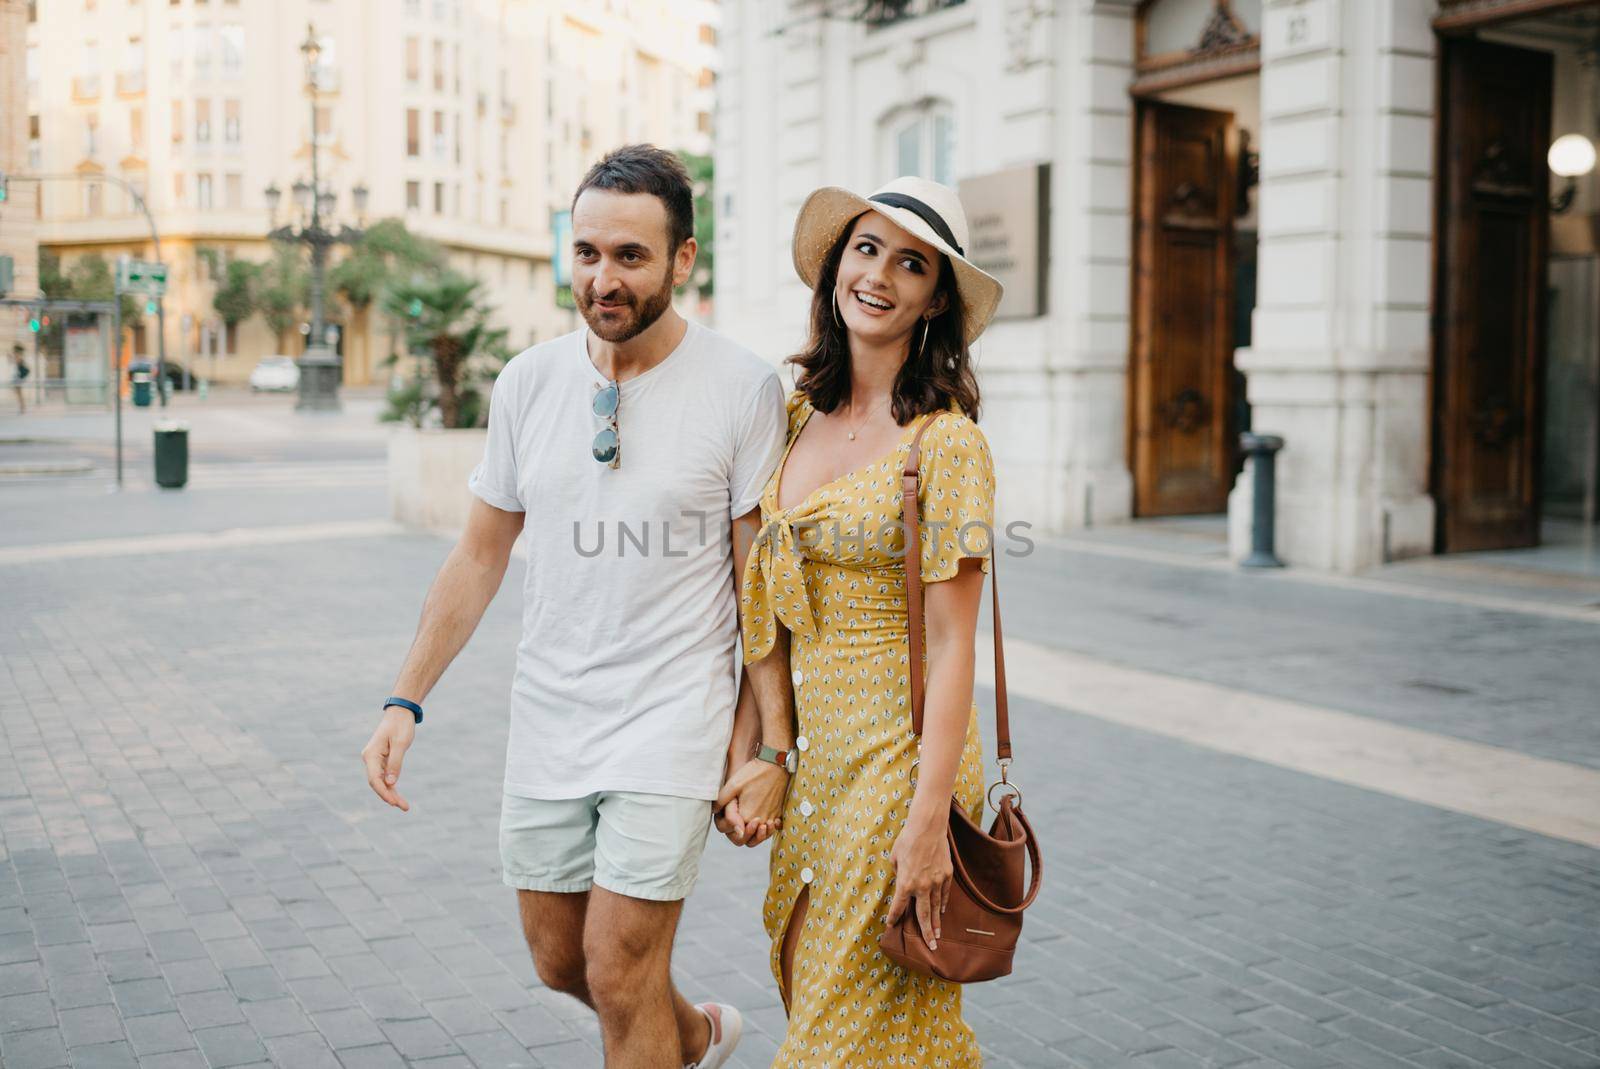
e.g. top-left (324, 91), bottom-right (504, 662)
top-left (2, 467), bottom-right (1599, 1066)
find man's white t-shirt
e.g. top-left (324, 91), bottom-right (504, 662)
top-left (468, 321), bottom-right (787, 802)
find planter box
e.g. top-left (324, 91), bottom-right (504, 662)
top-left (388, 426), bottom-right (488, 534)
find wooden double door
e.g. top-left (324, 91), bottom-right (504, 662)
top-left (1130, 101), bottom-right (1238, 517)
top-left (1433, 37), bottom-right (1553, 553)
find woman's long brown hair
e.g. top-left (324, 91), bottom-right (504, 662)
top-left (787, 220), bottom-right (980, 424)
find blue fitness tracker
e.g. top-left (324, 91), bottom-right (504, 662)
top-left (383, 697), bottom-right (423, 724)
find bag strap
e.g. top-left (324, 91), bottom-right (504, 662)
top-left (901, 414), bottom-right (1011, 760)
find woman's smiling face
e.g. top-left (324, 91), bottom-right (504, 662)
top-left (832, 211), bottom-right (948, 348)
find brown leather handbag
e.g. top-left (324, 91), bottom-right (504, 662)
top-left (878, 415), bottom-right (1043, 984)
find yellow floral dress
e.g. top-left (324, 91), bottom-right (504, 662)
top-left (740, 389), bottom-right (995, 1068)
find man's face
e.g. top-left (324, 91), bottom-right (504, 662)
top-left (571, 189), bottom-right (692, 343)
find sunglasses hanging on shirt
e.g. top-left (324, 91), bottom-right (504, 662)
top-left (592, 380), bottom-right (621, 469)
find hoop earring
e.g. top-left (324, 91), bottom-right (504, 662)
top-left (832, 293), bottom-right (844, 330)
top-left (917, 317), bottom-right (930, 361)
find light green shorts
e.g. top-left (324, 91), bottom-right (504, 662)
top-left (498, 791), bottom-right (712, 902)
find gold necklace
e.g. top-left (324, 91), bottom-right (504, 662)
top-left (841, 399), bottom-right (882, 441)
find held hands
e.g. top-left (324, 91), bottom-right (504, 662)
top-left (886, 810), bottom-right (953, 951)
top-left (361, 706), bottom-right (416, 812)
top-left (714, 758), bottom-right (789, 847)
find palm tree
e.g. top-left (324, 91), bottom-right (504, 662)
top-left (381, 272), bottom-right (507, 429)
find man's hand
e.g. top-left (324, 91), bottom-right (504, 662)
top-left (715, 759), bottom-right (789, 847)
top-left (361, 707), bottom-right (416, 812)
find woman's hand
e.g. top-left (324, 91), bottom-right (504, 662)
top-left (886, 810), bottom-right (952, 949)
top-left (714, 759), bottom-right (789, 846)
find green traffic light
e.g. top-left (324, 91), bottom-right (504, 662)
top-left (145, 300), bottom-right (157, 315)
top-left (27, 317), bottom-right (39, 332)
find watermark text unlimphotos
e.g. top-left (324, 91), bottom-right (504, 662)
top-left (568, 509), bottom-right (1036, 559)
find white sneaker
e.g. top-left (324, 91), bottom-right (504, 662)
top-left (685, 1002), bottom-right (743, 1069)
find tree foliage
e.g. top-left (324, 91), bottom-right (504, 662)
top-left (258, 246), bottom-right (309, 351)
top-left (680, 150), bottom-right (714, 300)
top-left (381, 271), bottom-right (508, 429)
top-left (212, 260), bottom-right (262, 328)
top-left (330, 218), bottom-right (446, 309)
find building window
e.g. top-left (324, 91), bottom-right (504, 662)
top-left (405, 37), bottom-right (419, 85)
top-left (405, 180), bottom-right (420, 210)
top-left (171, 100), bottom-right (184, 144)
top-left (406, 108), bottom-right (419, 157)
top-left (194, 24), bottom-right (212, 78)
top-left (173, 172), bottom-right (184, 206)
top-left (85, 183), bottom-right (102, 216)
top-left (28, 115), bottom-right (41, 169)
top-left (405, 0), bottom-right (419, 14)
top-left (169, 25), bottom-right (184, 81)
top-left (453, 43), bottom-right (461, 94)
top-left (224, 98), bottom-right (240, 144)
top-left (454, 113), bottom-right (461, 164)
top-left (432, 110), bottom-right (445, 158)
top-left (314, 105), bottom-right (331, 145)
top-left (432, 39), bottom-right (444, 91)
top-left (129, 106), bottom-right (143, 148)
top-left (433, 180), bottom-right (444, 214)
top-left (197, 172), bottom-right (212, 209)
top-left (220, 26), bottom-right (243, 77)
top-left (890, 108), bottom-right (955, 185)
top-left (84, 113), bottom-right (99, 158)
top-left (499, 197), bottom-right (508, 226)
top-left (225, 321), bottom-right (238, 355)
top-left (224, 172), bottom-right (241, 209)
top-left (195, 98), bottom-right (211, 143)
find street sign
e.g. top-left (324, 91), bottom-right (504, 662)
top-left (116, 258), bottom-right (168, 297)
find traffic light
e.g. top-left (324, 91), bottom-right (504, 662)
top-left (0, 171), bottom-right (9, 204)
top-left (145, 299), bottom-right (157, 315)
top-left (27, 316), bottom-right (39, 333)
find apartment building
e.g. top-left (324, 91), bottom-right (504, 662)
top-left (25, 0), bottom-right (717, 387)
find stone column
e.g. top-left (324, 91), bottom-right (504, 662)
top-left (1025, 0), bottom-right (1137, 531)
top-left (1230, 0), bottom-right (1438, 571)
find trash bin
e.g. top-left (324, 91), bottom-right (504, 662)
top-left (153, 420), bottom-right (189, 489)
top-left (131, 371), bottom-right (152, 407)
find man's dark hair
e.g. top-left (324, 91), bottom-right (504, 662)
top-left (573, 144), bottom-right (695, 252)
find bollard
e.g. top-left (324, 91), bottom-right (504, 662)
top-left (1239, 432), bottom-right (1285, 569)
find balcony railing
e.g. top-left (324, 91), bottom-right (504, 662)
top-left (71, 74), bottom-right (101, 101)
top-left (859, 0), bottom-right (965, 29)
top-left (117, 70), bottom-right (146, 96)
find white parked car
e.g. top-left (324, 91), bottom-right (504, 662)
top-left (249, 356), bottom-right (300, 393)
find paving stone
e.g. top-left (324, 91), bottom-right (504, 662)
top-left (63, 1038), bottom-right (139, 1068)
top-left (223, 965), bottom-right (288, 1003)
top-left (0, 1025), bottom-right (68, 1067)
top-left (239, 995), bottom-right (312, 1038)
top-left (0, 989), bottom-right (58, 1032)
top-left (263, 1030), bottom-right (343, 1069)
top-left (333, 1042), bottom-right (408, 1068)
top-left (175, 989), bottom-right (246, 1030)
top-left (0, 961), bottom-right (47, 997)
top-left (310, 1007), bottom-right (387, 1051)
top-left (122, 1011), bottom-right (196, 1056)
top-left (191, 1023), bottom-right (267, 1067)
top-left (59, 1004), bottom-right (125, 1049)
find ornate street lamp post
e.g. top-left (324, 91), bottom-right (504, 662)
top-left (264, 23), bottom-right (367, 413)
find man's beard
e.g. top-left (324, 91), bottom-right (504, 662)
top-left (577, 268), bottom-right (676, 343)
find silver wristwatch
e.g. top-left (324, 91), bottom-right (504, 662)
top-left (754, 744), bottom-right (797, 774)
